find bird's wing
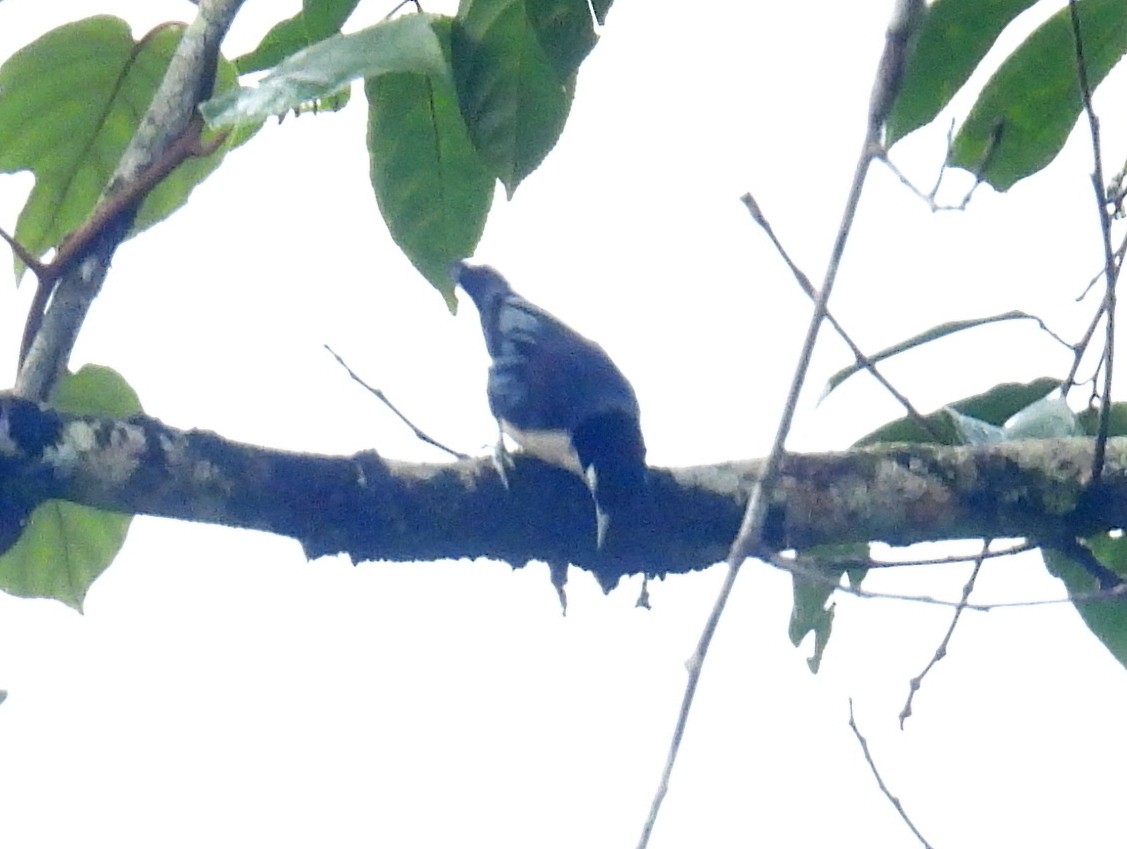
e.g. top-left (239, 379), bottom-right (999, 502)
top-left (487, 294), bottom-right (639, 435)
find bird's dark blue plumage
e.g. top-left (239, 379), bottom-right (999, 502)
top-left (456, 262), bottom-right (646, 547)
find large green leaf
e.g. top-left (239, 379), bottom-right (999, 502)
top-left (950, 0), bottom-right (1127, 190)
top-left (0, 365), bottom-right (141, 610)
top-left (452, 0), bottom-right (575, 196)
top-left (235, 0), bottom-right (363, 73)
top-left (0, 17), bottom-right (254, 278)
top-left (1043, 535), bottom-right (1127, 672)
top-left (886, 0), bottom-right (1039, 145)
top-left (366, 19), bottom-right (494, 304)
top-left (202, 14), bottom-right (449, 126)
top-left (856, 377), bottom-right (1061, 446)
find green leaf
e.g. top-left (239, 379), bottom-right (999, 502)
top-left (366, 19), bottom-right (493, 304)
top-left (0, 17), bottom-right (255, 278)
top-left (54, 363), bottom-right (143, 418)
top-left (235, 0), bottom-right (363, 73)
top-left (525, 0), bottom-right (598, 81)
top-left (1077, 403), bottom-right (1127, 437)
top-left (0, 17), bottom-right (162, 273)
top-left (788, 544), bottom-right (869, 673)
top-left (824, 310), bottom-right (1040, 398)
top-left (0, 501), bottom-right (131, 611)
top-left (886, 0), bottom-right (1039, 145)
top-left (0, 365), bottom-right (141, 610)
top-left (202, 14), bottom-right (449, 127)
top-left (1043, 536), bottom-right (1127, 672)
top-left (950, 0), bottom-right (1127, 190)
top-left (856, 377), bottom-right (1061, 446)
top-left (452, 0), bottom-right (575, 196)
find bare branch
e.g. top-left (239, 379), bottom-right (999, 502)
top-left (849, 700), bottom-right (935, 849)
top-left (867, 540), bottom-right (1034, 568)
top-left (384, 0), bottom-right (423, 18)
top-left (772, 549), bottom-right (1127, 613)
top-left (324, 345), bottom-right (469, 460)
top-left (0, 225), bottom-right (50, 277)
top-left (900, 543), bottom-right (986, 727)
top-left (740, 193), bottom-right (940, 439)
top-left (638, 4), bottom-right (926, 844)
top-left (1068, 0), bottom-right (1119, 479)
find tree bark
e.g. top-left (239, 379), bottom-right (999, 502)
top-left (1, 394), bottom-right (1122, 587)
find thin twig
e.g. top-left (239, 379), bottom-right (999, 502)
top-left (635, 4), bottom-right (925, 845)
top-left (741, 193), bottom-right (941, 440)
top-left (1070, 218), bottom-right (1127, 306)
top-left (876, 124), bottom-right (987, 215)
top-left (900, 543), bottom-right (986, 727)
top-left (849, 699), bottom-right (935, 849)
top-left (771, 551), bottom-right (991, 611)
top-left (324, 345), bottom-right (469, 460)
top-left (1076, 264), bottom-right (1104, 303)
top-left (1068, 0), bottom-right (1119, 479)
top-left (927, 120), bottom-right (956, 199)
top-left (1063, 294), bottom-right (1108, 392)
top-left (770, 549), bottom-right (1127, 612)
top-left (866, 540), bottom-right (1034, 568)
top-left (878, 154), bottom-right (968, 213)
top-left (384, 0), bottom-right (422, 18)
top-left (1061, 153), bottom-right (1127, 398)
top-left (0, 225), bottom-right (50, 277)
top-left (1025, 314), bottom-right (1080, 352)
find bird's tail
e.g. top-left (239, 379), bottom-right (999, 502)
top-left (573, 411), bottom-right (647, 548)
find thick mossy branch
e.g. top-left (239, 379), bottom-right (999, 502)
top-left (0, 395), bottom-right (1123, 586)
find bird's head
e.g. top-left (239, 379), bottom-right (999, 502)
top-left (453, 262), bottom-right (512, 311)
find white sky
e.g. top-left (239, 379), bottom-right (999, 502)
top-left (2, 1), bottom-right (1127, 847)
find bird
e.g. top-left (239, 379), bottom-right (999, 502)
top-left (455, 262), bottom-right (647, 549)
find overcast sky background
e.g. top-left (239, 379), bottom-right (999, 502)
top-left (2, 1), bottom-right (1127, 847)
